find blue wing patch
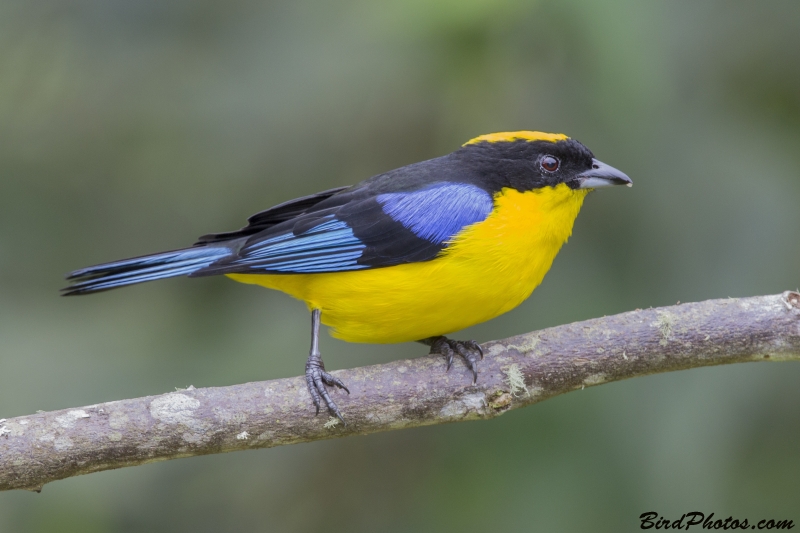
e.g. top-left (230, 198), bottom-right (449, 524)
top-left (233, 217), bottom-right (367, 273)
top-left (376, 183), bottom-right (493, 243)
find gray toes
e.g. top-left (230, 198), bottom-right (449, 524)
top-left (426, 336), bottom-right (484, 383)
top-left (305, 356), bottom-right (347, 423)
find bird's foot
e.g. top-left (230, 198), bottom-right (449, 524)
top-left (421, 336), bottom-right (484, 384)
top-left (305, 352), bottom-right (350, 423)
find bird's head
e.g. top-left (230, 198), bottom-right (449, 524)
top-left (457, 131), bottom-right (631, 192)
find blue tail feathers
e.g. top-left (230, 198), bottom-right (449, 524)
top-left (62, 246), bottom-right (232, 296)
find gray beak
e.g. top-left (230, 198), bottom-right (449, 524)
top-left (576, 159), bottom-right (632, 189)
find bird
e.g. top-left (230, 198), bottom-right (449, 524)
top-left (63, 131), bottom-right (631, 421)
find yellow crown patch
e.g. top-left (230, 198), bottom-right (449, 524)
top-left (464, 131), bottom-right (568, 146)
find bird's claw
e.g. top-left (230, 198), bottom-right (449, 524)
top-left (426, 336), bottom-right (484, 384)
top-left (305, 354), bottom-right (349, 423)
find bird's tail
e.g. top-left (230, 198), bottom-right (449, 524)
top-left (62, 246), bottom-right (232, 296)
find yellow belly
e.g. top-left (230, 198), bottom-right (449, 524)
top-left (228, 184), bottom-right (588, 343)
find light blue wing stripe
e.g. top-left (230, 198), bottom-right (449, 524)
top-left (266, 250), bottom-right (365, 270)
top-left (239, 218), bottom-right (366, 272)
top-left (273, 261), bottom-right (365, 273)
top-left (246, 229), bottom-right (360, 259)
top-left (306, 219), bottom-right (348, 233)
top-left (245, 244), bottom-right (365, 262)
top-left (287, 265), bottom-right (364, 273)
top-left (255, 246), bottom-right (365, 264)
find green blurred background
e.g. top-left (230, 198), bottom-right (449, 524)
top-left (1, 0), bottom-right (799, 531)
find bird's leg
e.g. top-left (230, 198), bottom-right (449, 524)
top-left (304, 308), bottom-right (349, 423)
top-left (418, 336), bottom-right (484, 384)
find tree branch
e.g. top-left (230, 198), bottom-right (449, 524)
top-left (2, 292), bottom-right (799, 492)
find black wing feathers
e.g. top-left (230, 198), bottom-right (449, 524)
top-left (194, 186), bottom-right (349, 245)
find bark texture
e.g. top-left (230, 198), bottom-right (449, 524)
top-left (1, 292), bottom-right (799, 492)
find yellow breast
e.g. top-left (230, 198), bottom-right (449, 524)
top-left (228, 183), bottom-right (588, 343)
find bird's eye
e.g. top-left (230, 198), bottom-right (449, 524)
top-left (540, 156), bottom-right (560, 172)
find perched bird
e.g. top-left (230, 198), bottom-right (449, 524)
top-left (63, 131), bottom-right (631, 421)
